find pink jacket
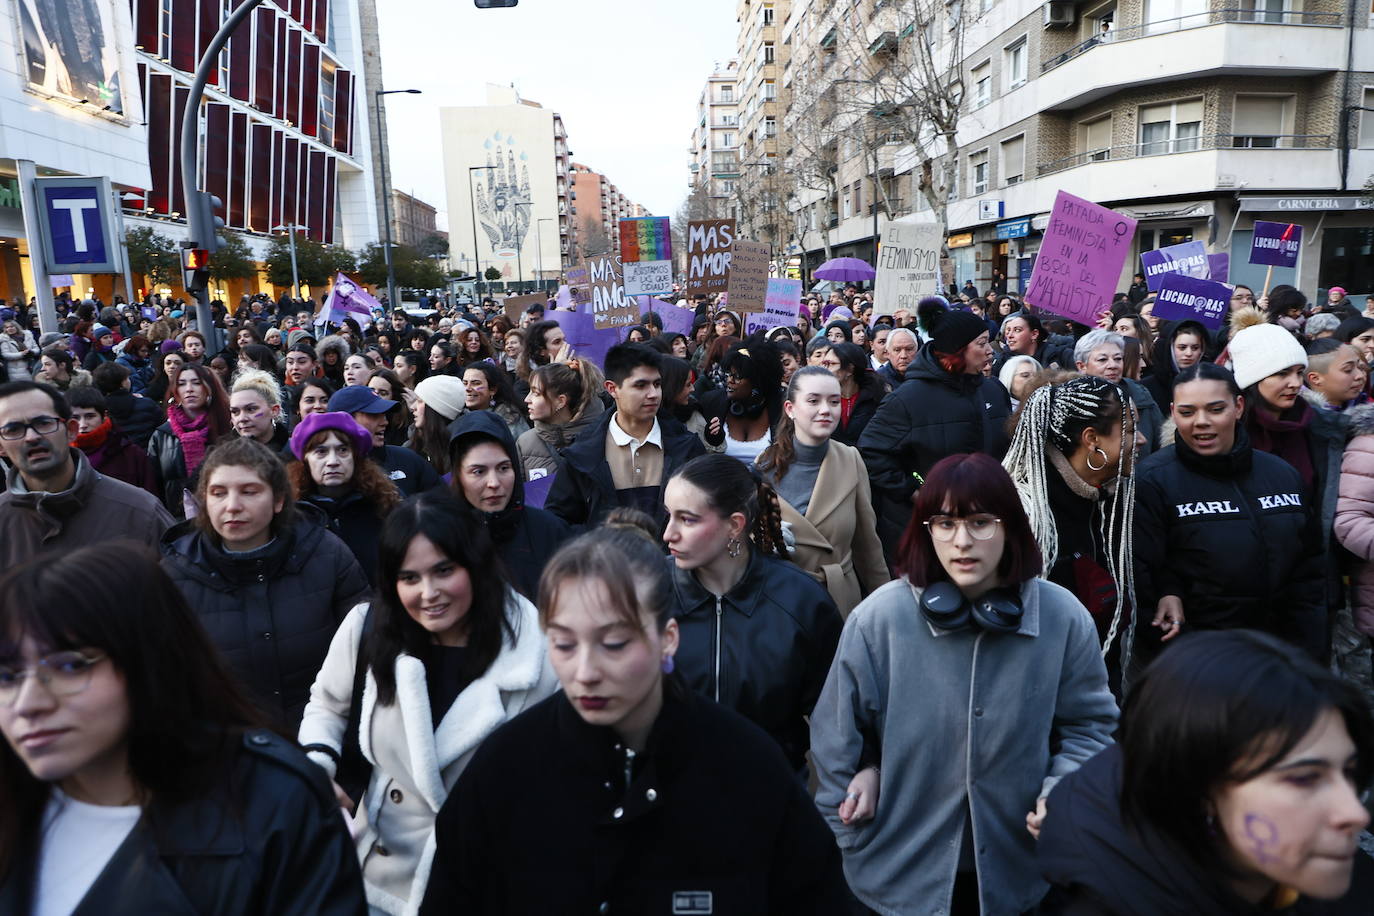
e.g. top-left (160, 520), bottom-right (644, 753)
top-left (1334, 405), bottom-right (1374, 635)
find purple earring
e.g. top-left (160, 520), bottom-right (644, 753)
top-left (661, 655), bottom-right (675, 674)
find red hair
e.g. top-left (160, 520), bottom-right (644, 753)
top-left (894, 453), bottom-right (1042, 587)
top-left (935, 348), bottom-right (968, 374)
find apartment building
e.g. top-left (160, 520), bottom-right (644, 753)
top-left (687, 61), bottom-right (742, 219)
top-left (768, 0), bottom-right (1374, 296)
top-left (390, 189), bottom-right (444, 250)
top-left (570, 162), bottom-right (651, 258)
top-left (731, 0), bottom-right (793, 254)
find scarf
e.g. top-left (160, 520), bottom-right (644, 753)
top-left (168, 404), bottom-right (212, 474)
top-left (1246, 401), bottom-right (1314, 491)
top-left (72, 417), bottom-right (112, 453)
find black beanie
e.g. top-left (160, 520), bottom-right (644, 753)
top-left (930, 309), bottom-right (988, 354)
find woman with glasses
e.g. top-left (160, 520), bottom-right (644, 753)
top-left (0, 543), bottom-right (366, 914)
top-left (809, 452), bottom-right (1117, 916)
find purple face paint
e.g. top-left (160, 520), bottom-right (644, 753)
top-left (1243, 812), bottom-right (1280, 865)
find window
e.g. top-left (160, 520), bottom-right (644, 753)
top-left (1361, 88), bottom-right (1374, 147)
top-left (1233, 95), bottom-right (1289, 147)
top-left (720, 132), bottom-right (735, 148)
top-left (1144, 0), bottom-right (1206, 32)
top-left (763, 3), bottom-right (774, 24)
top-left (764, 80), bottom-right (776, 101)
top-left (721, 180), bottom-right (736, 194)
top-left (1004, 38), bottom-right (1027, 89)
top-left (764, 117), bottom-right (777, 138)
top-left (842, 186), bottom-right (852, 218)
top-left (763, 42), bottom-right (775, 63)
top-left (1079, 115), bottom-right (1113, 160)
top-left (970, 150), bottom-right (988, 195)
top-left (1242, 0), bottom-right (1286, 22)
top-left (972, 61), bottom-right (991, 108)
top-left (854, 180), bottom-right (863, 213)
top-left (947, 0), bottom-right (963, 31)
top-left (1000, 135), bottom-right (1025, 184)
top-left (1139, 99), bottom-right (1203, 155)
top-left (721, 85), bottom-right (734, 102)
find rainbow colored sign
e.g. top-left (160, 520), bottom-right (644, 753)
top-left (619, 217), bottom-right (672, 264)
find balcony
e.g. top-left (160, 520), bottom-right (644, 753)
top-left (1037, 10), bottom-right (1347, 112)
top-left (1037, 133), bottom-right (1334, 177)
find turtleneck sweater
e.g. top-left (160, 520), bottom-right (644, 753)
top-left (775, 439), bottom-right (829, 515)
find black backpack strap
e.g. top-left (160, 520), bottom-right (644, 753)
top-left (336, 607), bottom-right (374, 803)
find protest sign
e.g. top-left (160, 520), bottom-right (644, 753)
top-left (1152, 274), bottom-right (1232, 330)
top-left (640, 298), bottom-right (695, 337)
top-left (685, 219), bottom-right (735, 295)
top-left (875, 221), bottom-right (942, 313)
top-left (586, 255), bottom-right (637, 330)
top-left (1208, 253), bottom-right (1230, 283)
top-left (523, 473), bottom-right (555, 508)
top-left (556, 307), bottom-right (622, 368)
top-left (620, 216), bottom-right (674, 297)
top-left (554, 285), bottom-right (574, 310)
top-left (1025, 191), bottom-right (1138, 325)
top-left (1250, 221), bottom-right (1302, 268)
top-left (624, 260), bottom-right (674, 297)
top-left (565, 266), bottom-right (590, 305)
top-left (1140, 241), bottom-right (1209, 292)
top-left (727, 240), bottom-right (770, 313)
top-left (502, 293), bottom-right (546, 324)
top-left (744, 278), bottom-right (802, 335)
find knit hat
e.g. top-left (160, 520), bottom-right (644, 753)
top-left (1329, 286), bottom-right (1348, 299)
top-left (289, 411), bottom-right (373, 460)
top-left (159, 339), bottom-right (183, 355)
top-left (92, 325), bottom-right (113, 341)
top-left (1227, 309), bottom-right (1308, 390)
top-left (928, 308), bottom-right (989, 354)
top-left (39, 332), bottom-right (67, 349)
top-left (415, 375), bottom-right (467, 422)
top-left (287, 328), bottom-right (315, 349)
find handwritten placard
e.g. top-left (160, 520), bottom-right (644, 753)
top-left (1140, 241), bottom-right (1209, 292)
top-left (875, 221), bottom-right (942, 313)
top-left (587, 255), bottom-right (637, 330)
top-left (727, 240), bottom-right (770, 313)
top-left (619, 216), bottom-right (673, 263)
top-left (565, 266), bottom-right (590, 305)
top-left (1250, 221), bottom-right (1302, 268)
top-left (502, 292), bottom-right (546, 324)
top-left (744, 278), bottom-right (802, 335)
top-left (1024, 191), bottom-right (1138, 325)
top-left (685, 219), bottom-right (735, 295)
top-left (641, 299), bottom-right (695, 337)
top-left (624, 260), bottom-right (673, 297)
top-left (1153, 274), bottom-right (1232, 331)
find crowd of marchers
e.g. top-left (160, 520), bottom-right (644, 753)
top-left (0, 277), bottom-right (1373, 915)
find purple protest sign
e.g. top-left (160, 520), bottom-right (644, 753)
top-left (1152, 274), bottom-right (1232, 331)
top-left (554, 307), bottom-right (621, 369)
top-left (523, 473), bottom-right (555, 508)
top-left (1025, 191), bottom-right (1138, 325)
top-left (641, 298), bottom-right (695, 337)
top-left (1140, 241), bottom-right (1209, 292)
top-left (1250, 221), bottom-right (1302, 268)
top-left (1207, 253), bottom-right (1229, 283)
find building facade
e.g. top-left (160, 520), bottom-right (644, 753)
top-left (570, 162), bottom-right (650, 260)
top-left (744, 0), bottom-right (1374, 298)
top-left (686, 60), bottom-right (741, 220)
top-left (731, 0), bottom-right (792, 259)
top-left (390, 188), bottom-right (441, 249)
top-left (439, 85), bottom-right (573, 286)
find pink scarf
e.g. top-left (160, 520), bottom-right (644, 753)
top-left (168, 404), bottom-right (212, 474)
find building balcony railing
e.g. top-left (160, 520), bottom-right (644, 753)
top-left (1041, 9), bottom-right (1345, 74)
top-left (1037, 133), bottom-right (1334, 177)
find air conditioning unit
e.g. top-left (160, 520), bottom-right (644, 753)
top-left (1043, 1), bottom-right (1075, 29)
top-left (978, 199), bottom-right (1004, 220)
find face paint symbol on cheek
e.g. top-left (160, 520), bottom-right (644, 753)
top-left (1244, 813), bottom-right (1281, 865)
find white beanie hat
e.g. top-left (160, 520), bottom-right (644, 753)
top-left (415, 375), bottom-right (467, 421)
top-left (1227, 323), bottom-right (1308, 391)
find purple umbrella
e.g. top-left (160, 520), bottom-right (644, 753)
top-left (813, 257), bottom-right (876, 283)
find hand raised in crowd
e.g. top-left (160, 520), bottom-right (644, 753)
top-left (839, 765), bottom-right (880, 825)
top-left (1094, 309), bottom-right (1113, 330)
top-left (1153, 595), bottom-right (1185, 641)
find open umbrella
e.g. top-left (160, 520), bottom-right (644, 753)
top-left (813, 257), bottom-right (876, 283)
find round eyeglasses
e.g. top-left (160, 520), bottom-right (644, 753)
top-left (923, 514), bottom-right (1002, 542)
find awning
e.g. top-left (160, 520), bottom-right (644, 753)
top-left (1115, 200), bottom-right (1214, 221)
top-left (1238, 195), bottom-right (1374, 212)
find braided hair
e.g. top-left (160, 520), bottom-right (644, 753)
top-left (1002, 374), bottom-right (1139, 665)
top-left (671, 454), bottom-right (790, 561)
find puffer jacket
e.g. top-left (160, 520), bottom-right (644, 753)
top-left (0, 730), bottom-right (367, 916)
top-left (858, 343), bottom-right (1012, 548)
top-left (515, 396), bottom-right (605, 480)
top-left (104, 389), bottom-right (165, 449)
top-left (116, 351), bottom-right (156, 394)
top-left (666, 549), bottom-right (842, 771)
top-left (160, 514), bottom-right (371, 731)
top-left (300, 489), bottom-right (388, 586)
top-left (1132, 426), bottom-right (1325, 663)
top-left (1334, 403), bottom-right (1374, 636)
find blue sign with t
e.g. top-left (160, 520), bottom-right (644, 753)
top-left (35, 176), bottom-right (119, 274)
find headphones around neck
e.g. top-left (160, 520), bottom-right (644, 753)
top-left (919, 581), bottom-right (1025, 634)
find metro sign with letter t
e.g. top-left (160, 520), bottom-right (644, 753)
top-left (35, 176), bottom-right (120, 274)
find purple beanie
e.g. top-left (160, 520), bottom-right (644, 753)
top-left (289, 411), bottom-right (373, 460)
top-left (159, 339), bottom-right (183, 355)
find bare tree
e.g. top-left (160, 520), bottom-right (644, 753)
top-left (783, 64), bottom-right (843, 262)
top-left (574, 217), bottom-right (613, 260)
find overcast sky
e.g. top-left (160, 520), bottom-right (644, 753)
top-left (375, 0), bottom-right (737, 231)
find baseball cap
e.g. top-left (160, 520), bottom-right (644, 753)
top-left (328, 385), bottom-right (396, 415)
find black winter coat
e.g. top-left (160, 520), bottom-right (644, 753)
top-left (1132, 429), bottom-right (1325, 663)
top-left (104, 389), bottom-right (165, 450)
top-left (145, 422), bottom-right (191, 516)
top-left (419, 687), bottom-right (851, 915)
top-left (299, 489), bottom-right (387, 585)
top-left (447, 409), bottom-right (572, 599)
top-left (666, 550), bottom-right (842, 771)
top-left (0, 730), bottom-right (366, 916)
top-left (371, 443), bottom-right (441, 497)
top-left (544, 409), bottom-right (706, 530)
top-left (160, 516), bottom-right (371, 731)
top-left (858, 344), bottom-right (1012, 548)
top-left (1039, 744), bottom-right (1374, 915)
top-left (834, 376), bottom-right (884, 447)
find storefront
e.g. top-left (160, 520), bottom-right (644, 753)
top-left (1233, 196), bottom-right (1374, 298)
top-left (947, 232), bottom-right (975, 292)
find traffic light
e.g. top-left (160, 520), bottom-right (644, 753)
top-left (187, 189), bottom-right (225, 254)
top-left (182, 247), bottom-right (210, 293)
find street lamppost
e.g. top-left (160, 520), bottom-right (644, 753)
top-left (271, 224), bottom-right (301, 300)
top-left (468, 165), bottom-right (496, 297)
top-left (536, 217), bottom-right (555, 292)
top-left (374, 88), bottom-right (421, 311)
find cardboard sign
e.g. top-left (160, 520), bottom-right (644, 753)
top-left (875, 221), bottom-right (942, 313)
top-left (1250, 220), bottom-right (1302, 268)
top-left (1152, 274), bottom-right (1232, 331)
top-left (619, 216), bottom-right (673, 263)
top-left (685, 219), bottom-right (735, 295)
top-left (744, 278), bottom-right (802, 336)
top-left (1207, 253), bottom-right (1230, 283)
top-left (640, 298), bottom-right (695, 337)
top-left (1025, 191), bottom-right (1138, 325)
top-left (1140, 241), bottom-right (1209, 292)
top-left (586, 255), bottom-right (637, 329)
top-left (624, 260), bottom-right (673, 297)
top-left (565, 266), bottom-right (590, 305)
top-left (726, 240), bottom-right (770, 313)
top-left (502, 293), bottom-right (547, 324)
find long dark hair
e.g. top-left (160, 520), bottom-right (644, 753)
top-left (364, 493), bottom-right (516, 705)
top-left (169, 362), bottom-right (233, 441)
top-left (462, 361), bottom-right (522, 416)
top-left (670, 454), bottom-right (788, 560)
top-left (0, 543), bottom-right (268, 880)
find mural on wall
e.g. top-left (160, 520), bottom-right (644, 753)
top-left (17, 0), bottom-right (124, 113)
top-left (476, 131), bottom-right (532, 261)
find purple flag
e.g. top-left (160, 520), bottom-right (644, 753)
top-left (1152, 274), bottom-right (1232, 331)
top-left (319, 273), bottom-right (379, 329)
top-left (1139, 241), bottom-right (1209, 292)
top-left (1250, 221), bottom-right (1302, 268)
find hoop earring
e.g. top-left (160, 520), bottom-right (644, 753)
top-left (1086, 447), bottom-right (1109, 472)
top-left (727, 538), bottom-right (743, 558)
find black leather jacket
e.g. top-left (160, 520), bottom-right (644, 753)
top-left (666, 551), bottom-right (842, 770)
top-left (0, 730), bottom-right (367, 915)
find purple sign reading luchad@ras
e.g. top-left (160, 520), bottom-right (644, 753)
top-left (1250, 220), bottom-right (1302, 268)
top-left (1139, 241), bottom-right (1209, 292)
top-left (1025, 191), bottom-right (1138, 325)
top-left (1151, 273), bottom-right (1232, 331)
